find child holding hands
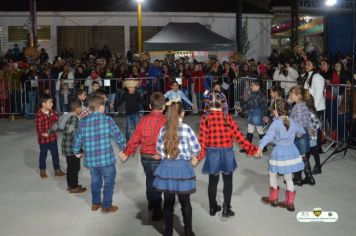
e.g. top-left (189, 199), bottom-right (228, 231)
top-left (152, 100), bottom-right (201, 236)
top-left (259, 99), bottom-right (305, 212)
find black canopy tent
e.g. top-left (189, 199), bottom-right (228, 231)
top-left (143, 22), bottom-right (236, 51)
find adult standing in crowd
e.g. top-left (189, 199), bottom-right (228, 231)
top-left (273, 62), bottom-right (299, 98)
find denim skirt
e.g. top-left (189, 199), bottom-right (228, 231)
top-left (247, 108), bottom-right (264, 126)
top-left (153, 159), bottom-right (196, 194)
top-left (202, 147), bottom-right (237, 175)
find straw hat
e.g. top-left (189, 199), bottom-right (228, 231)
top-left (123, 79), bottom-right (140, 88)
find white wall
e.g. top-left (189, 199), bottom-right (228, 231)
top-left (0, 12), bottom-right (272, 62)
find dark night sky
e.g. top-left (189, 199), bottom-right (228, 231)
top-left (0, 0), bottom-right (275, 13)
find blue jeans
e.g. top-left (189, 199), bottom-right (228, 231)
top-left (25, 91), bottom-right (37, 118)
top-left (39, 141), bottom-right (60, 170)
top-left (108, 93), bottom-right (117, 112)
top-left (141, 155), bottom-right (162, 208)
top-left (89, 164), bottom-right (116, 208)
top-left (182, 88), bottom-right (191, 110)
top-left (126, 113), bottom-right (141, 139)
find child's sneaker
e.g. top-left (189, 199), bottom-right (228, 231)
top-left (40, 170), bottom-right (48, 178)
top-left (102, 205), bottom-right (119, 213)
top-left (54, 169), bottom-right (66, 176)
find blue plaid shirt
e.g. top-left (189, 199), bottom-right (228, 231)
top-left (73, 112), bottom-right (126, 168)
top-left (157, 122), bottom-right (201, 160)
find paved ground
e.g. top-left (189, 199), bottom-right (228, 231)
top-left (0, 115), bottom-right (355, 236)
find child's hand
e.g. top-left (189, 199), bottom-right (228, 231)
top-left (76, 153), bottom-right (82, 158)
top-left (153, 154), bottom-right (161, 160)
top-left (119, 152), bottom-right (128, 162)
top-left (42, 133), bottom-right (49, 137)
top-left (191, 157), bottom-right (199, 167)
top-left (254, 149), bottom-right (262, 159)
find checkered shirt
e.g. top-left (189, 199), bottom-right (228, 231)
top-left (156, 123), bottom-right (201, 160)
top-left (197, 110), bottom-right (258, 161)
top-left (73, 112), bottom-right (126, 168)
top-left (35, 110), bottom-right (59, 144)
top-left (78, 107), bottom-right (91, 120)
top-left (61, 115), bottom-right (80, 156)
top-left (124, 111), bottom-right (167, 156)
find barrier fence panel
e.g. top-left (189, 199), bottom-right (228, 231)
top-left (323, 83), bottom-right (356, 150)
top-left (0, 80), bottom-right (23, 116)
top-left (12, 77), bottom-right (356, 151)
top-left (16, 77), bottom-right (317, 115)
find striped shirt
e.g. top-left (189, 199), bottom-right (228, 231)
top-left (156, 122), bottom-right (201, 160)
top-left (73, 112), bottom-right (126, 168)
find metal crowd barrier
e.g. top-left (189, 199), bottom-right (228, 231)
top-left (322, 83), bottom-right (355, 150)
top-left (4, 76), bottom-right (356, 151)
top-left (0, 77), bottom-right (311, 116)
top-left (18, 76), bottom-right (254, 116)
top-left (0, 80), bottom-right (23, 117)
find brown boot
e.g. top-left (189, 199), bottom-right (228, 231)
top-left (102, 205), bottom-right (119, 213)
top-left (54, 169), bottom-right (66, 176)
top-left (40, 170), bottom-right (48, 178)
top-left (91, 204), bottom-right (102, 211)
top-left (67, 185), bottom-right (83, 191)
top-left (261, 187), bottom-right (279, 207)
top-left (69, 186), bottom-right (87, 194)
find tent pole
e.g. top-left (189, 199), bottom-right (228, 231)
top-left (236, 0), bottom-right (242, 54)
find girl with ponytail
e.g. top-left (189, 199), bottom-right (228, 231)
top-left (259, 99), bottom-right (305, 212)
top-left (289, 85), bottom-right (316, 187)
top-left (152, 100), bottom-right (201, 236)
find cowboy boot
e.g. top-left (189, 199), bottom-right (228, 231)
top-left (278, 190), bottom-right (289, 208)
top-left (311, 150), bottom-right (322, 175)
top-left (240, 133), bottom-right (253, 153)
top-left (261, 187), bottom-right (279, 207)
top-left (293, 171), bottom-right (303, 186)
top-left (286, 191), bottom-right (296, 212)
top-left (302, 155), bottom-right (316, 185)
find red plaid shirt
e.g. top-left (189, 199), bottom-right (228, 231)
top-left (35, 109), bottom-right (59, 144)
top-left (197, 110), bottom-right (258, 161)
top-left (124, 110), bottom-right (167, 156)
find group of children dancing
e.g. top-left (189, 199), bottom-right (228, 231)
top-left (34, 77), bottom-right (320, 236)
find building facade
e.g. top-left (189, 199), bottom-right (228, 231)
top-left (0, 11), bottom-right (272, 61)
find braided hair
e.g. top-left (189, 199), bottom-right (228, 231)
top-left (273, 99), bottom-right (290, 130)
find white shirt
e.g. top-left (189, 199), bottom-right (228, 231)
top-left (304, 71), bottom-right (326, 111)
top-left (273, 67), bottom-right (299, 95)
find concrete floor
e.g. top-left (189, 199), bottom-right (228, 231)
top-left (0, 115), bottom-right (355, 236)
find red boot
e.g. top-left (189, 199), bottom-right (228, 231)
top-left (278, 190), bottom-right (289, 208)
top-left (261, 187), bottom-right (279, 207)
top-left (279, 191), bottom-right (295, 212)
